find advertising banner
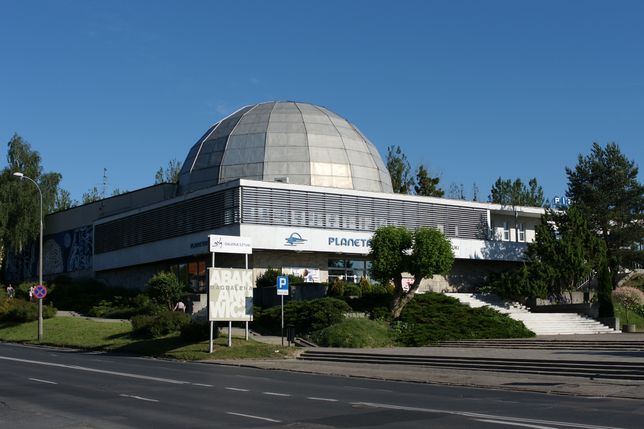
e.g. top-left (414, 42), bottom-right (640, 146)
top-left (208, 268), bottom-right (254, 321)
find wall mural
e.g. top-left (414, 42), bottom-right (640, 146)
top-left (4, 226), bottom-right (93, 282)
top-left (43, 225), bottom-right (93, 275)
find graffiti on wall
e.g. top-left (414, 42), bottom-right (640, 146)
top-left (44, 225), bottom-right (93, 275)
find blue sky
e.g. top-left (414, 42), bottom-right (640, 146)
top-left (1, 0), bottom-right (642, 203)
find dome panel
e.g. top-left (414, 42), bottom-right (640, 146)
top-left (177, 101), bottom-right (393, 194)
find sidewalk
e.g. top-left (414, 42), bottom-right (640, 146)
top-left (203, 334), bottom-right (644, 400)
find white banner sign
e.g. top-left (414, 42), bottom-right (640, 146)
top-left (208, 268), bottom-right (254, 321)
top-left (209, 235), bottom-right (253, 254)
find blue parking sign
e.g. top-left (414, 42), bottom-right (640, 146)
top-left (277, 276), bottom-right (289, 296)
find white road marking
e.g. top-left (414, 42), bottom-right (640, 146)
top-left (263, 391), bottom-right (291, 397)
top-left (352, 402), bottom-right (626, 429)
top-left (307, 397), bottom-right (338, 402)
top-left (193, 383), bottom-right (213, 387)
top-left (226, 412), bottom-right (281, 423)
top-left (225, 387), bottom-right (249, 392)
top-left (474, 419), bottom-right (558, 429)
top-left (119, 394), bottom-right (159, 403)
top-left (28, 378), bottom-right (57, 385)
top-left (0, 356), bottom-right (189, 385)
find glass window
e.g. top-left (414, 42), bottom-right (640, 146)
top-left (518, 223), bottom-right (525, 242)
top-left (328, 259), bottom-right (370, 282)
top-left (328, 259), bottom-right (345, 268)
top-left (502, 222), bottom-right (510, 241)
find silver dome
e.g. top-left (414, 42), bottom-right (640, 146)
top-left (177, 101), bottom-right (393, 194)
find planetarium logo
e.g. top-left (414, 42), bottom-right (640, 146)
top-left (285, 232), bottom-right (307, 246)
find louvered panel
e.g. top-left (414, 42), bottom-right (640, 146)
top-left (95, 187), bottom-right (240, 254)
top-left (240, 186), bottom-right (488, 240)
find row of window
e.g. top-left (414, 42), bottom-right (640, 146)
top-left (501, 222), bottom-right (526, 242)
top-left (169, 258), bottom-right (373, 291)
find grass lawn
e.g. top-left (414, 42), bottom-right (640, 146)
top-left (0, 317), bottom-right (295, 360)
top-left (614, 304), bottom-right (644, 330)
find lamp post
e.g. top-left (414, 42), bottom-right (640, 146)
top-left (13, 172), bottom-right (44, 341)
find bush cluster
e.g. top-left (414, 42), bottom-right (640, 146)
top-left (338, 280), bottom-right (395, 320)
top-left (612, 286), bottom-right (644, 324)
top-left (47, 277), bottom-right (141, 315)
top-left (481, 266), bottom-right (547, 304)
top-left (312, 318), bottom-right (393, 347)
top-left (396, 293), bottom-right (535, 346)
top-left (0, 297), bottom-right (57, 323)
top-left (131, 310), bottom-right (191, 338)
top-left (255, 268), bottom-right (303, 288)
top-left (180, 320), bottom-right (215, 342)
top-left (253, 297), bottom-right (351, 337)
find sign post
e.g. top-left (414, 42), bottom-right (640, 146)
top-left (276, 275), bottom-right (289, 347)
top-left (207, 235), bottom-right (253, 352)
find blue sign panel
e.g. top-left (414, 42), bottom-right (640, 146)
top-left (277, 276), bottom-right (289, 296)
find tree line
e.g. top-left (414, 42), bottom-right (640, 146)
top-left (0, 133), bottom-right (182, 275)
top-left (385, 144), bottom-right (546, 207)
top-left (484, 142), bottom-right (642, 317)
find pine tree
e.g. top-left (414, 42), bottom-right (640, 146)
top-left (414, 165), bottom-right (443, 197)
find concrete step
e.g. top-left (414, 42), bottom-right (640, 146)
top-left (297, 350), bottom-right (644, 380)
top-left (436, 340), bottom-right (644, 351)
top-left (444, 293), bottom-right (619, 335)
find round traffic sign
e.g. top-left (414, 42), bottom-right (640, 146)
top-left (33, 284), bottom-right (47, 299)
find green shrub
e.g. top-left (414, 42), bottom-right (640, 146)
top-left (312, 318), bottom-right (393, 348)
top-left (180, 320), bottom-right (215, 342)
top-left (342, 285), bottom-right (394, 318)
top-left (253, 297), bottom-right (351, 336)
top-left (612, 286), bottom-right (644, 324)
top-left (369, 306), bottom-right (391, 321)
top-left (47, 278), bottom-right (140, 314)
top-left (396, 293), bottom-right (534, 345)
top-left (359, 277), bottom-right (373, 295)
top-left (88, 294), bottom-right (161, 319)
top-left (327, 278), bottom-right (345, 296)
top-left (147, 272), bottom-right (186, 310)
top-left (88, 300), bottom-right (136, 319)
top-left (482, 265), bottom-right (547, 304)
top-left (597, 258), bottom-right (614, 318)
top-left (0, 299), bottom-right (57, 323)
top-left (131, 310), bottom-right (191, 338)
top-left (256, 268), bottom-right (281, 288)
top-left (343, 284), bottom-right (362, 298)
top-left (255, 268), bottom-right (303, 288)
top-left (16, 282), bottom-right (38, 300)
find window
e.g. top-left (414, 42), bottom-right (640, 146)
top-left (502, 222), bottom-right (510, 241)
top-left (171, 259), bottom-right (208, 292)
top-left (328, 259), bottom-right (369, 283)
top-left (518, 223), bottom-right (525, 242)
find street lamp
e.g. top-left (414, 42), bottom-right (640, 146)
top-left (13, 172), bottom-right (44, 341)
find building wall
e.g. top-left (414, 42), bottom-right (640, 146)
top-left (252, 250), bottom-right (329, 282)
top-left (418, 259), bottom-right (523, 293)
top-left (32, 179), bottom-right (544, 292)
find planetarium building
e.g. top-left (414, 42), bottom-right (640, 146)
top-left (38, 101), bottom-right (543, 292)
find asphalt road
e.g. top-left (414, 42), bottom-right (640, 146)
top-left (0, 342), bottom-right (642, 429)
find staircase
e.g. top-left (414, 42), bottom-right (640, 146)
top-left (444, 293), bottom-right (619, 335)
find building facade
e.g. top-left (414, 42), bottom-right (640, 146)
top-left (33, 101), bottom-right (544, 292)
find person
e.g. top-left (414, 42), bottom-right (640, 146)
top-left (6, 284), bottom-right (15, 299)
top-left (28, 286), bottom-right (34, 301)
top-left (173, 301), bottom-right (186, 312)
